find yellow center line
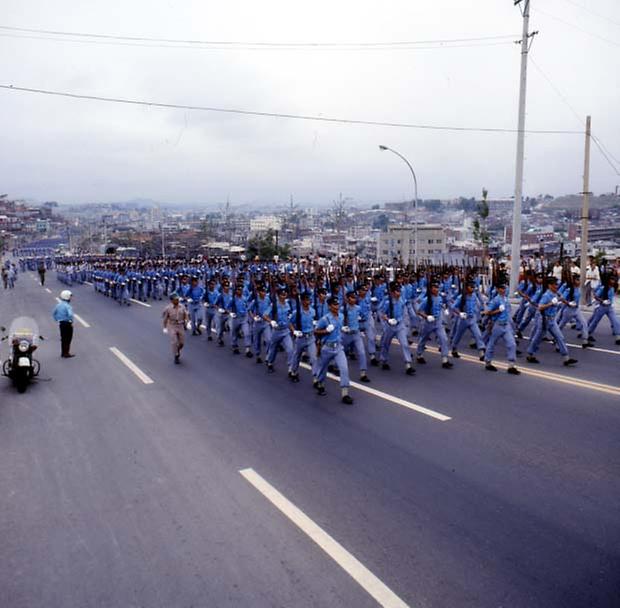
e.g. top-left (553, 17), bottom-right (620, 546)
top-left (450, 349), bottom-right (619, 397)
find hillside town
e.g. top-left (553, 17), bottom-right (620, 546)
top-left (2, 190), bottom-right (620, 264)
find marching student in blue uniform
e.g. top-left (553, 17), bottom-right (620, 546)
top-left (288, 292), bottom-right (318, 383)
top-left (203, 278), bottom-right (220, 340)
top-left (483, 283), bottom-right (520, 374)
top-left (416, 281), bottom-right (453, 369)
top-left (526, 277), bottom-right (578, 366)
top-left (356, 283), bottom-right (378, 367)
top-left (557, 275), bottom-right (590, 348)
top-left (250, 283), bottom-right (272, 363)
top-left (187, 276), bottom-right (206, 335)
top-left (314, 296), bottom-right (354, 404)
top-left (517, 273), bottom-right (544, 338)
top-left (313, 287), bottom-right (329, 321)
top-left (378, 282), bottom-right (415, 375)
top-left (230, 283), bottom-right (253, 357)
top-left (512, 271), bottom-right (534, 326)
top-left (178, 275), bottom-right (191, 299)
top-left (341, 290), bottom-right (371, 383)
top-left (587, 275), bottom-right (620, 345)
top-left (264, 287), bottom-right (294, 374)
top-left (215, 281), bottom-right (233, 346)
top-left (450, 281), bottom-right (486, 360)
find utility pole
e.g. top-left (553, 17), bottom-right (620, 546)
top-left (161, 221), bottom-right (165, 258)
top-left (579, 115), bottom-right (592, 301)
top-left (509, 0), bottom-right (537, 294)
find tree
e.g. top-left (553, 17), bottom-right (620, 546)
top-left (332, 192), bottom-right (351, 236)
top-left (246, 229), bottom-right (290, 259)
top-left (372, 214), bottom-right (389, 231)
top-left (473, 188), bottom-right (490, 262)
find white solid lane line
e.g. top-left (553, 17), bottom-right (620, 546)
top-left (73, 314), bottom-right (91, 328)
top-left (54, 297), bottom-right (90, 328)
top-left (130, 298), bottom-right (152, 308)
top-left (299, 363), bottom-right (451, 422)
top-left (109, 347), bottom-right (154, 384)
top-left (240, 468), bottom-right (410, 608)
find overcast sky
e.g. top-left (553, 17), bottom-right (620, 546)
top-left (1, 0), bottom-right (619, 206)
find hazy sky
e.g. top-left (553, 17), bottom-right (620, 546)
top-left (1, 0), bottom-right (619, 205)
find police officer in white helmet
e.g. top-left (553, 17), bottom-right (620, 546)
top-left (52, 290), bottom-right (75, 358)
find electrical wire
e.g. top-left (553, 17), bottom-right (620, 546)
top-left (0, 84), bottom-right (584, 135)
top-left (591, 136), bottom-right (620, 176)
top-left (535, 7), bottom-right (620, 48)
top-left (558, 0), bottom-right (620, 29)
top-left (0, 32), bottom-right (518, 52)
top-left (530, 57), bottom-right (620, 176)
top-left (0, 25), bottom-right (519, 48)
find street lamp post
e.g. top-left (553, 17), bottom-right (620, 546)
top-left (379, 145), bottom-right (419, 271)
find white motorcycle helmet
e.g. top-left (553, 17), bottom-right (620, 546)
top-left (60, 290), bottom-right (72, 301)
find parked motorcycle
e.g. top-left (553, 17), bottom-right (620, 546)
top-left (1, 317), bottom-right (43, 393)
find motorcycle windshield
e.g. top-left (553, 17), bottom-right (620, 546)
top-left (8, 317), bottom-right (39, 344)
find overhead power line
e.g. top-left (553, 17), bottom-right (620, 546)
top-left (592, 136), bottom-right (620, 177)
top-left (0, 24), bottom-right (518, 49)
top-left (0, 31), bottom-right (517, 52)
top-left (530, 57), bottom-right (620, 176)
top-left (0, 84), bottom-right (583, 135)
top-left (535, 7), bottom-right (620, 47)
top-left (559, 0), bottom-right (620, 29)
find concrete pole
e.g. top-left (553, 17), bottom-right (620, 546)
top-left (509, 0), bottom-right (531, 295)
top-left (579, 115), bottom-right (592, 300)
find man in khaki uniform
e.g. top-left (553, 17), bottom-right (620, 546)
top-left (162, 292), bottom-right (189, 364)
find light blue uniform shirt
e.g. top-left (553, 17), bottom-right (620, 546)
top-left (53, 301), bottom-right (73, 322)
top-left (487, 294), bottom-right (510, 323)
top-left (380, 296), bottom-right (406, 321)
top-left (317, 311), bottom-right (343, 344)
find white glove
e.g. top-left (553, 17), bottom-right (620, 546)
top-left (342, 325), bottom-right (350, 333)
top-left (603, 299), bottom-right (611, 306)
top-left (270, 320), bottom-right (278, 329)
top-left (459, 312), bottom-right (467, 319)
top-left (370, 297), bottom-right (378, 303)
top-left (187, 298), bottom-right (193, 303)
top-left (388, 318), bottom-right (398, 326)
top-left (185, 322), bottom-right (191, 330)
top-left (293, 330), bottom-right (303, 338)
top-left (254, 315), bottom-right (261, 322)
top-left (218, 307), bottom-right (226, 314)
top-left (312, 320), bottom-right (318, 327)
top-left (514, 291), bottom-right (520, 297)
top-left (551, 297), bottom-right (558, 305)
top-left (162, 328), bottom-right (168, 334)
top-left (326, 323), bottom-right (335, 333)
top-left (230, 312), bottom-right (237, 319)
top-left (569, 302), bottom-right (577, 308)
top-left (203, 302), bottom-right (209, 308)
top-left (499, 304), bottom-right (506, 312)
top-left (426, 315), bottom-right (435, 323)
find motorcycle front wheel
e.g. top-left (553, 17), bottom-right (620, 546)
top-left (13, 368), bottom-right (29, 393)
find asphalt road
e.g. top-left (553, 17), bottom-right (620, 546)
top-left (1, 272), bottom-right (619, 608)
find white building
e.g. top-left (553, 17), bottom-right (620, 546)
top-left (250, 215), bottom-right (282, 234)
top-left (377, 223), bottom-right (447, 264)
